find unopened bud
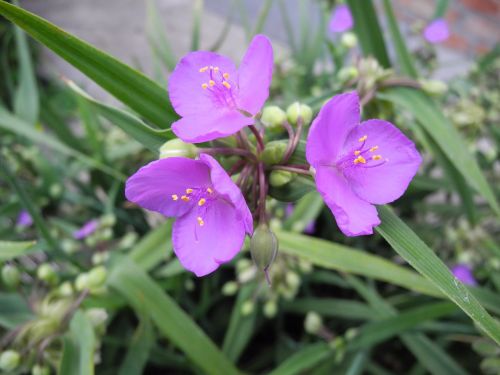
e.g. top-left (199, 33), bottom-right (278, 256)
top-left (222, 281), bottom-right (238, 296)
top-left (286, 102), bottom-right (313, 126)
top-left (241, 300), bottom-right (255, 316)
top-left (100, 214), bottom-right (116, 227)
top-left (85, 308), bottom-right (108, 327)
top-left (32, 364), bottom-right (51, 375)
top-left (75, 273), bottom-right (90, 291)
top-left (2, 264), bottom-right (21, 288)
top-left (304, 312), bottom-right (323, 334)
top-left (159, 139), bottom-right (198, 159)
top-left (250, 224), bottom-right (278, 273)
top-left (285, 271), bottom-right (300, 289)
top-left (419, 79), bottom-right (448, 96)
top-left (87, 266), bottom-right (107, 288)
top-left (263, 300), bottom-right (278, 318)
top-left (341, 32), bottom-right (357, 49)
top-left (37, 263), bottom-right (58, 285)
top-left (261, 106), bottom-right (286, 131)
top-left (337, 66), bottom-right (358, 82)
top-left (269, 170), bottom-right (294, 187)
top-left (58, 281), bottom-right (74, 297)
top-left (261, 141), bottom-right (287, 165)
top-left (0, 350), bottom-right (21, 371)
top-left (92, 252), bottom-right (109, 265)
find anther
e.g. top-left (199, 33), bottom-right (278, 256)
top-left (354, 156), bottom-right (367, 164)
top-left (354, 150), bottom-right (361, 156)
top-left (201, 83), bottom-right (208, 89)
top-left (198, 198), bottom-right (206, 206)
top-left (181, 195), bottom-right (190, 202)
top-left (197, 216), bottom-right (205, 226)
top-left (206, 188), bottom-right (213, 194)
top-left (199, 66), bottom-right (209, 73)
top-left (223, 72), bottom-right (229, 79)
top-left (369, 146), bottom-right (379, 152)
top-left (171, 194), bottom-right (179, 201)
top-left (372, 155), bottom-right (382, 161)
top-left (213, 66), bottom-right (219, 72)
top-left (209, 80), bottom-right (215, 87)
top-left (186, 188), bottom-right (193, 194)
top-left (358, 135), bottom-right (368, 142)
top-left (222, 81), bottom-right (231, 89)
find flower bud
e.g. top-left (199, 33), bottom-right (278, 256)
top-left (92, 252), bottom-right (109, 265)
top-left (222, 281), bottom-right (239, 296)
top-left (58, 281), bottom-right (74, 297)
top-left (37, 263), bottom-right (58, 285)
top-left (0, 350), bottom-right (21, 371)
top-left (341, 32), bottom-right (357, 49)
top-left (285, 271), bottom-right (300, 289)
top-left (87, 266), bottom-right (107, 289)
top-left (419, 79), bottom-right (448, 96)
top-left (2, 264), bottom-right (21, 288)
top-left (75, 273), bottom-right (90, 291)
top-left (100, 214), bottom-right (116, 227)
top-left (337, 66), bottom-right (358, 82)
top-left (261, 106), bottom-right (286, 131)
top-left (159, 139), bottom-right (199, 159)
top-left (241, 300), bottom-right (255, 316)
top-left (269, 170), bottom-right (294, 187)
top-left (32, 364), bottom-right (51, 375)
top-left (263, 300), bottom-right (278, 318)
top-left (286, 102), bottom-right (313, 126)
top-left (304, 312), bottom-right (323, 334)
top-left (261, 141), bottom-right (287, 165)
top-left (250, 224), bottom-right (278, 272)
top-left (85, 308), bottom-right (108, 328)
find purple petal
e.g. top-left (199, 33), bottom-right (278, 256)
top-left (423, 18), bottom-right (450, 44)
top-left (16, 210), bottom-right (33, 227)
top-left (73, 219), bottom-right (99, 240)
top-left (315, 166), bottom-right (380, 236)
top-left (306, 92), bottom-right (360, 166)
top-left (125, 158), bottom-right (211, 217)
top-left (304, 220), bottom-right (316, 234)
top-left (329, 4), bottom-right (354, 33)
top-left (168, 51), bottom-right (238, 117)
top-left (341, 119), bottom-right (422, 204)
top-left (172, 200), bottom-right (246, 276)
top-left (172, 110), bottom-right (254, 143)
top-left (237, 34), bottom-right (274, 115)
top-left (452, 264), bottom-right (477, 286)
top-left (285, 204), bottom-right (294, 218)
top-left (200, 154), bottom-right (253, 234)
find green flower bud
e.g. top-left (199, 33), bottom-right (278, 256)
top-left (345, 328), bottom-right (358, 341)
top-left (100, 214), bottom-right (116, 227)
top-left (85, 308), bottom-right (108, 327)
top-left (481, 357), bottom-right (500, 375)
top-left (92, 252), bottom-right (109, 265)
top-left (58, 281), bottom-right (74, 297)
top-left (49, 183), bottom-right (62, 198)
top-left (285, 271), bottom-right (300, 289)
top-left (269, 170), bottom-right (294, 187)
top-left (222, 281), bottom-right (238, 296)
top-left (261, 141), bottom-right (287, 165)
top-left (250, 224), bottom-right (278, 272)
top-left (159, 139), bottom-right (199, 159)
top-left (286, 102), bottom-right (313, 126)
top-left (37, 263), bottom-right (58, 285)
top-left (304, 312), bottom-right (323, 334)
top-left (32, 364), bottom-right (51, 375)
top-left (263, 300), bottom-right (278, 318)
top-left (0, 350), bottom-right (21, 371)
top-left (75, 273), bottom-right (90, 291)
top-left (61, 239), bottom-right (78, 255)
top-left (261, 106), bottom-right (286, 131)
top-left (2, 264), bottom-right (21, 288)
top-left (87, 266), bottom-right (107, 289)
top-left (241, 300), bottom-right (255, 316)
top-left (341, 32), bottom-right (357, 49)
top-left (419, 79), bottom-right (448, 96)
top-left (338, 66), bottom-right (358, 83)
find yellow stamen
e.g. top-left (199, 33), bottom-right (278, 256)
top-left (354, 156), bottom-right (367, 164)
top-left (201, 83), bottom-right (208, 89)
top-left (212, 66), bottom-right (219, 72)
top-left (197, 216), bottom-right (205, 226)
top-left (372, 155), bottom-right (382, 161)
top-left (206, 187), bottom-right (213, 194)
top-left (171, 194), bottom-right (178, 201)
top-left (181, 195), bottom-right (190, 202)
top-left (358, 135), bottom-right (368, 142)
top-left (354, 150), bottom-right (361, 156)
top-left (209, 80), bottom-right (215, 87)
top-left (199, 66), bottom-right (209, 73)
top-left (369, 145), bottom-right (379, 152)
top-left (223, 72), bottom-right (230, 79)
top-left (198, 198), bottom-right (206, 206)
top-left (186, 188), bottom-right (193, 194)
top-left (222, 81), bottom-right (231, 89)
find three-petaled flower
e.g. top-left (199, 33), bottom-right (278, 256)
top-left (423, 18), bottom-right (450, 44)
top-left (306, 92), bottom-right (422, 236)
top-left (329, 4), bottom-right (353, 33)
top-left (168, 35), bottom-right (274, 143)
top-left (125, 154), bottom-right (253, 276)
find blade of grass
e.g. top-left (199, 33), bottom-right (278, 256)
top-left (252, 0), bottom-right (274, 36)
top-left (190, 0), bottom-right (203, 51)
top-left (146, 0), bottom-right (177, 71)
top-left (268, 342), bottom-right (332, 375)
top-left (0, 240), bottom-right (36, 261)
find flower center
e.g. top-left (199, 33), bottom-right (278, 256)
top-left (171, 186), bottom-right (216, 227)
top-left (198, 65), bottom-right (238, 109)
top-left (336, 134), bottom-right (387, 171)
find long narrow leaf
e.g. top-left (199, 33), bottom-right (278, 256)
top-left (0, 240), bottom-right (36, 261)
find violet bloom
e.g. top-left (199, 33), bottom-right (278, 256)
top-left (306, 92), bottom-right (421, 236)
top-left (329, 4), bottom-right (353, 33)
top-left (73, 219), bottom-right (99, 240)
top-left (452, 264), bottom-right (477, 286)
top-left (125, 154), bottom-right (253, 276)
top-left (423, 18), bottom-right (449, 44)
top-left (16, 210), bottom-right (33, 228)
top-left (168, 35), bottom-right (273, 143)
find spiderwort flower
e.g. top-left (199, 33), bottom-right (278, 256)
top-left (168, 35), bottom-right (273, 143)
top-left (16, 210), bottom-right (33, 228)
top-left (73, 219), bottom-right (99, 240)
top-left (452, 264), bottom-right (477, 286)
top-left (423, 18), bottom-right (450, 44)
top-left (329, 4), bottom-right (353, 33)
top-left (125, 154), bottom-right (253, 276)
top-left (306, 92), bottom-right (421, 236)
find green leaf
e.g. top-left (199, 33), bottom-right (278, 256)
top-left (283, 298), bottom-right (378, 321)
top-left (118, 315), bottom-right (154, 375)
top-left (0, 240), bottom-right (36, 261)
top-left (146, 0), bottom-right (177, 71)
top-left (129, 221), bottom-right (172, 271)
top-left (0, 1), bottom-right (177, 128)
top-left (268, 343), bottom-right (332, 375)
top-left (346, 0), bottom-right (391, 68)
top-left (58, 310), bottom-right (96, 375)
top-left (379, 87), bottom-right (500, 217)
top-left (108, 258), bottom-right (239, 375)
top-left (376, 205), bottom-right (500, 344)
top-left (276, 230), bottom-right (441, 297)
top-left (191, 0), bottom-right (203, 51)
top-left (0, 292), bottom-right (33, 329)
top-left (283, 191), bottom-right (323, 232)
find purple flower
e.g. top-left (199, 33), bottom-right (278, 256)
top-left (125, 154), bottom-right (253, 276)
top-left (423, 18), bottom-right (450, 44)
top-left (168, 35), bottom-right (273, 143)
top-left (16, 210), bottom-right (33, 228)
top-left (329, 4), bottom-right (353, 33)
top-left (306, 92), bottom-right (421, 236)
top-left (73, 219), bottom-right (99, 240)
top-left (452, 264), bottom-right (477, 286)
